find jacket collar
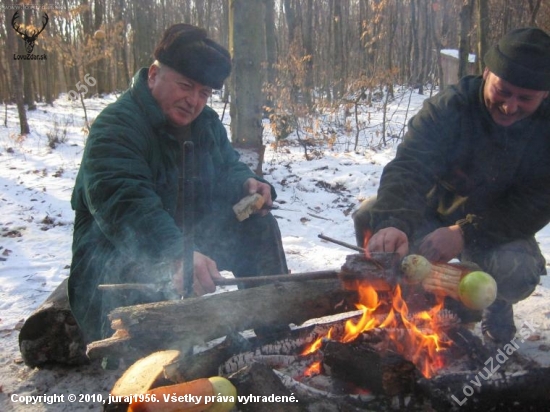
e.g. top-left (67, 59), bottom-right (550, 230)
top-left (129, 68), bottom-right (168, 132)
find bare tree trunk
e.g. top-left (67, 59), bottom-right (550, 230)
top-left (4, 5), bottom-right (30, 134)
top-left (302, 0), bottom-right (314, 110)
top-left (229, 0), bottom-right (266, 175)
top-left (527, 0), bottom-right (542, 26)
top-left (458, 0), bottom-right (474, 80)
top-left (94, 0), bottom-right (107, 94)
top-left (132, 2), bottom-right (156, 70)
top-left (418, 0), bottom-right (431, 94)
top-left (409, 0), bottom-right (419, 85)
top-left (331, 0), bottom-right (345, 100)
top-left (116, 0), bottom-right (131, 88)
top-left (22, 8), bottom-right (36, 110)
top-left (263, 0), bottom-right (277, 111)
top-left (476, 0), bottom-right (489, 73)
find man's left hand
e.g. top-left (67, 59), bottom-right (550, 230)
top-left (243, 178), bottom-right (273, 216)
top-left (417, 225), bottom-right (464, 262)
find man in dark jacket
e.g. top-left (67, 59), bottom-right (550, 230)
top-left (69, 24), bottom-right (288, 342)
top-left (354, 27), bottom-right (550, 344)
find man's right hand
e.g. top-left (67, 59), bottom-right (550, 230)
top-left (366, 227), bottom-right (409, 258)
top-left (172, 252), bottom-right (224, 296)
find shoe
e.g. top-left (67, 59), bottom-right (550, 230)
top-left (481, 300), bottom-right (516, 344)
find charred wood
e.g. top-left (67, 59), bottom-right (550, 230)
top-left (322, 339), bottom-right (416, 396)
top-left (164, 332), bottom-right (253, 382)
top-left (339, 253), bottom-right (400, 291)
top-left (228, 362), bottom-right (305, 412)
top-left (418, 366), bottom-right (550, 411)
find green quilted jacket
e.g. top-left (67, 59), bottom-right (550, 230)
top-left (69, 68), bottom-right (271, 333)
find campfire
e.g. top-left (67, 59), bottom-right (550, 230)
top-left (217, 273), bottom-right (464, 403)
top-left (86, 246), bottom-right (550, 412)
top-left (300, 282), bottom-right (451, 379)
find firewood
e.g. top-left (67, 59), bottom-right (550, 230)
top-left (87, 279), bottom-right (357, 362)
top-left (418, 367), bottom-right (550, 411)
top-left (339, 253), bottom-right (400, 291)
top-left (164, 332), bottom-right (253, 383)
top-left (228, 362), bottom-right (305, 412)
top-left (18, 278), bottom-right (88, 367)
top-left (322, 339), bottom-right (416, 396)
top-left (233, 193), bottom-right (265, 221)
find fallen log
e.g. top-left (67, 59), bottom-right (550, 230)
top-left (88, 279), bottom-right (357, 362)
top-left (18, 278), bottom-right (88, 367)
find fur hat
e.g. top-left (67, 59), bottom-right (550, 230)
top-left (484, 27), bottom-right (550, 91)
top-left (153, 24), bottom-right (231, 89)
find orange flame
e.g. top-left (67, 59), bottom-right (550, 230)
top-left (342, 284), bottom-right (379, 342)
top-left (302, 327), bottom-right (333, 355)
top-left (303, 361), bottom-right (322, 377)
top-left (301, 283), bottom-right (449, 379)
top-left (362, 229), bottom-right (373, 258)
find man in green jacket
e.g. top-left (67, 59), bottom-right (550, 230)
top-left (69, 24), bottom-right (288, 341)
top-left (354, 28), bottom-right (550, 344)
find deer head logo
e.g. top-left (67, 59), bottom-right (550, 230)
top-left (12, 11), bottom-right (49, 54)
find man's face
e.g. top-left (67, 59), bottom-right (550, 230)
top-left (148, 64), bottom-right (212, 127)
top-left (482, 69), bottom-right (549, 127)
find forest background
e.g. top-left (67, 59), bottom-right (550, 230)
top-left (2, 1), bottom-right (550, 411)
top-left (2, 0), bottom-right (550, 169)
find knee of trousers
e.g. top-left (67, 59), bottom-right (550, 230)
top-left (464, 238), bottom-right (545, 304)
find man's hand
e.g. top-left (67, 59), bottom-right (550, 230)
top-left (243, 178), bottom-right (272, 216)
top-left (172, 251), bottom-right (224, 296)
top-left (417, 225), bottom-right (464, 262)
top-left (367, 227), bottom-right (409, 258)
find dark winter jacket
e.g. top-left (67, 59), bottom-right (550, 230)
top-left (369, 75), bottom-right (550, 249)
top-left (69, 68), bottom-right (272, 334)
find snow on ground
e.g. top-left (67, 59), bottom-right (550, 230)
top-left (1, 88), bottom-right (550, 411)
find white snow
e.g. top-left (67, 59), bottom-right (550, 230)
top-left (1, 87), bottom-right (549, 411)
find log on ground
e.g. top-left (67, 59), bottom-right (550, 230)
top-left (88, 279), bottom-right (356, 361)
top-left (19, 278), bottom-right (88, 367)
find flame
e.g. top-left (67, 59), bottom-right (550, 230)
top-left (303, 361), bottom-right (322, 377)
top-left (302, 327), bottom-right (333, 355)
top-left (301, 282), bottom-right (449, 379)
top-left (342, 284), bottom-right (379, 342)
top-left (362, 229), bottom-right (373, 258)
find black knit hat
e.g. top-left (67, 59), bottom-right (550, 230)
top-left (153, 24), bottom-right (231, 89)
top-left (484, 27), bottom-right (550, 91)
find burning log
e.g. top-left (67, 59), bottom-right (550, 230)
top-left (339, 253), bottom-right (400, 291)
top-left (87, 279), bottom-right (357, 362)
top-left (18, 278), bottom-right (88, 367)
top-left (322, 338), bottom-right (416, 396)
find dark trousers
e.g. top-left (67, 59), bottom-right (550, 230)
top-left (193, 210), bottom-right (288, 280)
top-left (96, 209), bottom-right (288, 339)
top-left (353, 197), bottom-right (545, 304)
